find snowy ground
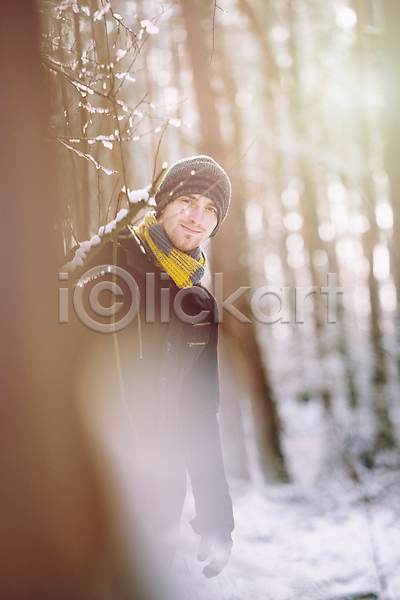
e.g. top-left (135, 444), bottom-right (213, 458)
top-left (171, 323), bottom-right (400, 600)
top-left (174, 467), bottom-right (400, 600)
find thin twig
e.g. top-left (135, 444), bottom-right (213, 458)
top-left (225, 133), bottom-right (260, 177)
top-left (209, 0), bottom-right (217, 66)
top-left (109, 6), bottom-right (139, 49)
top-left (59, 138), bottom-right (118, 175)
top-left (152, 121), bottom-right (169, 184)
top-left (208, 2), bottom-right (228, 66)
top-left (43, 56), bottom-right (112, 101)
top-left (46, 39), bottom-right (104, 68)
top-left (62, 212), bottom-right (79, 246)
top-left (100, 4), bottom-right (129, 209)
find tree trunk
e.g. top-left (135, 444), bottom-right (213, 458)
top-left (381, 0), bottom-right (400, 381)
top-left (179, 0), bottom-right (289, 482)
top-left (353, 0), bottom-right (396, 453)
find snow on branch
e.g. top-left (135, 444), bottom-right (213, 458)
top-left (140, 20), bottom-right (159, 35)
top-left (93, 2), bottom-right (111, 21)
top-left (59, 139), bottom-right (118, 174)
top-left (61, 165), bottom-right (167, 274)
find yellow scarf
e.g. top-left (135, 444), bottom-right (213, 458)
top-left (134, 211), bottom-right (206, 289)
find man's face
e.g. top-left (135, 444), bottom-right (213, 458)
top-left (158, 194), bottom-right (218, 252)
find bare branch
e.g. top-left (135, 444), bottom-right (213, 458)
top-left (61, 167), bottom-right (167, 274)
top-left (152, 122), bottom-right (169, 184)
top-left (59, 138), bottom-right (118, 175)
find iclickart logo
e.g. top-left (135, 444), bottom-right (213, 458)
top-left (58, 268), bottom-right (344, 333)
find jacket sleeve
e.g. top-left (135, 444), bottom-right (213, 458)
top-left (179, 320), bottom-right (234, 539)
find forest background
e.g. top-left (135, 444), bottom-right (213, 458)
top-left (1, 0), bottom-right (399, 598)
top-left (45, 0), bottom-right (400, 480)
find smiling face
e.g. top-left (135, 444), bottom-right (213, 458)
top-left (158, 194), bottom-right (218, 252)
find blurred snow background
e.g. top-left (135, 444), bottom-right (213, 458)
top-left (172, 325), bottom-right (400, 600)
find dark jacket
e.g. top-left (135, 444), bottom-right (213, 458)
top-left (70, 229), bottom-right (234, 542)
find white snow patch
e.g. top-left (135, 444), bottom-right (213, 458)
top-left (140, 19), bottom-right (159, 35)
top-left (95, 134), bottom-right (115, 142)
top-left (93, 2), bottom-right (110, 21)
top-left (125, 184), bottom-right (151, 204)
top-left (80, 240), bottom-right (91, 252)
top-left (116, 49), bottom-right (127, 60)
top-left (115, 72), bottom-right (136, 83)
top-left (104, 220), bottom-right (117, 235)
top-left (89, 234), bottom-right (101, 246)
top-left (116, 208), bottom-right (128, 221)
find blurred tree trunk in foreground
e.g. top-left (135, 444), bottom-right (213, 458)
top-left (180, 0), bottom-right (289, 483)
top-left (0, 2), bottom-right (174, 598)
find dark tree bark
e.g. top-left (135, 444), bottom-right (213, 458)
top-left (381, 0), bottom-right (400, 386)
top-left (219, 338), bottom-right (251, 481)
top-left (179, 0), bottom-right (289, 482)
top-left (353, 0), bottom-right (396, 452)
top-left (381, 0), bottom-right (400, 281)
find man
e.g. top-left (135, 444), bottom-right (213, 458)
top-left (78, 155), bottom-right (234, 577)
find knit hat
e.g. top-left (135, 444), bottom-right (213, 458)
top-left (154, 155), bottom-right (231, 237)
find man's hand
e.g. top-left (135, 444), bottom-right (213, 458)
top-left (197, 534), bottom-right (233, 578)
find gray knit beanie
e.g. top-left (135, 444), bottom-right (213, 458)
top-left (155, 155), bottom-right (231, 237)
